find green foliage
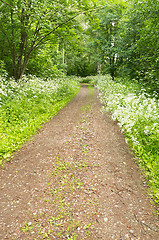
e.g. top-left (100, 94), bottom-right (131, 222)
top-left (70, 0), bottom-right (159, 93)
top-left (0, 75), bottom-right (80, 165)
top-left (0, 0), bottom-right (158, 94)
top-left (116, 0), bottom-right (159, 94)
top-left (0, 0), bottom-right (96, 79)
top-left (67, 52), bottom-right (97, 77)
top-left (83, 1), bottom-right (125, 78)
top-left (97, 75), bottom-right (159, 203)
top-left (65, 25), bottom-right (98, 77)
top-left (26, 43), bottom-right (65, 78)
top-left (78, 76), bottom-right (98, 85)
top-left (0, 60), bottom-right (7, 77)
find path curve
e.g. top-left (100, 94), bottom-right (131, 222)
top-left (0, 85), bottom-right (158, 239)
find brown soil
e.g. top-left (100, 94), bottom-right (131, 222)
top-left (0, 85), bottom-right (158, 240)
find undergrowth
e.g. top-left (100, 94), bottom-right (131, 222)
top-left (97, 75), bottom-right (159, 204)
top-left (78, 76), bottom-right (98, 85)
top-left (0, 75), bottom-right (80, 166)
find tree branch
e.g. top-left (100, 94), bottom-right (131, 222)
top-left (32, 5), bottom-right (106, 50)
top-left (0, 0), bottom-right (12, 7)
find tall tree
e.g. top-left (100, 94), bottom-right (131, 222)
top-left (116, 0), bottom-right (159, 93)
top-left (85, 1), bottom-right (125, 79)
top-left (0, 0), bottom-right (96, 79)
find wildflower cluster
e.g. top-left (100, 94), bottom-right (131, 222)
top-left (0, 75), bottom-right (80, 165)
top-left (97, 75), bottom-right (159, 203)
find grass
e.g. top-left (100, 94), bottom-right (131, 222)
top-left (97, 75), bottom-right (159, 204)
top-left (78, 76), bottom-right (98, 85)
top-left (88, 85), bottom-right (94, 95)
top-left (19, 102), bottom-right (100, 239)
top-left (21, 153), bottom-right (99, 240)
top-left (0, 75), bottom-right (80, 166)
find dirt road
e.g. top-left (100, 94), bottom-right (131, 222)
top-left (0, 85), bottom-right (158, 239)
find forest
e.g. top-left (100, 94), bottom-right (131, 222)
top-left (0, 0), bottom-right (158, 91)
top-left (0, 0), bottom-right (159, 202)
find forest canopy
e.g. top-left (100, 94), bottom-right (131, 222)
top-left (0, 0), bottom-right (159, 93)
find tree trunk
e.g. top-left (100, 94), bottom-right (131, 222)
top-left (63, 42), bottom-right (67, 75)
top-left (63, 47), bottom-right (65, 65)
top-left (65, 53), bottom-right (67, 75)
top-left (97, 62), bottom-right (101, 74)
top-left (18, 43), bottom-right (33, 79)
top-left (19, 58), bottom-right (29, 79)
top-left (110, 56), bottom-right (115, 81)
top-left (11, 10), bottom-right (16, 78)
top-left (17, 35), bottom-right (26, 79)
top-left (16, 9), bottom-right (27, 79)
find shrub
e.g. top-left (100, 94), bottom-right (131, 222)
top-left (97, 75), bottom-right (159, 203)
top-left (0, 75), bottom-right (80, 165)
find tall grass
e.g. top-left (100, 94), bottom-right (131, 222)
top-left (0, 75), bottom-right (80, 165)
top-left (97, 75), bottom-right (159, 203)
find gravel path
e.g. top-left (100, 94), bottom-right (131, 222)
top-left (0, 85), bottom-right (158, 240)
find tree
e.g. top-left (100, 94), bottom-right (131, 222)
top-left (85, 1), bottom-right (125, 79)
top-left (0, 0), bottom-right (96, 79)
top-left (116, 0), bottom-right (159, 93)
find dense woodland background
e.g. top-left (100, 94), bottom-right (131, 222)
top-left (0, 0), bottom-right (158, 94)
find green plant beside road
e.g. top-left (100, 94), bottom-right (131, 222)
top-left (97, 75), bottom-right (159, 204)
top-left (79, 76), bottom-right (98, 85)
top-left (0, 75), bottom-right (80, 165)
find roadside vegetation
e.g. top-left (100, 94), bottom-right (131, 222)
top-left (0, 75), bottom-right (80, 165)
top-left (0, 0), bottom-right (158, 204)
top-left (96, 75), bottom-right (159, 204)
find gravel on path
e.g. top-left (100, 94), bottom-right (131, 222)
top-left (0, 85), bottom-right (158, 240)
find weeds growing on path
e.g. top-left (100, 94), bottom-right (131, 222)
top-left (97, 75), bottom-right (159, 204)
top-left (20, 96), bottom-right (101, 239)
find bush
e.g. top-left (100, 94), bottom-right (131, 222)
top-left (97, 75), bottom-right (159, 203)
top-left (0, 75), bottom-right (80, 165)
top-left (78, 75), bottom-right (99, 85)
top-left (0, 60), bottom-right (7, 77)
